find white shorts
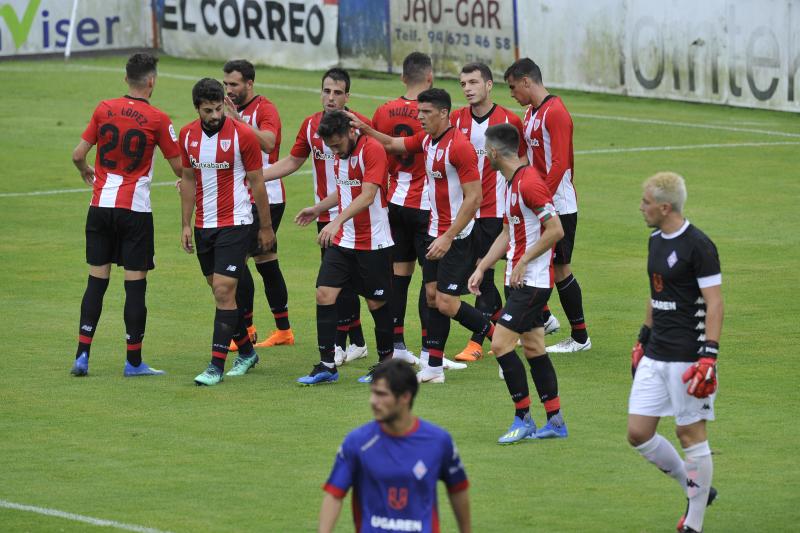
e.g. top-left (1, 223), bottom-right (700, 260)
top-left (628, 356), bottom-right (716, 426)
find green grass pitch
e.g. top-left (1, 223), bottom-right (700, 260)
top-left (0, 55), bottom-right (798, 532)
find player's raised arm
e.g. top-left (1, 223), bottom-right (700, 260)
top-left (344, 111), bottom-right (408, 154)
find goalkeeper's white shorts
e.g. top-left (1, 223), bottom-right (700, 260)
top-left (628, 356), bottom-right (717, 427)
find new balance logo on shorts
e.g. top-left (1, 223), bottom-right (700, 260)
top-left (447, 284), bottom-right (458, 291)
top-left (502, 313), bottom-right (513, 321)
top-left (373, 289), bottom-right (385, 296)
top-left (226, 265), bottom-right (237, 272)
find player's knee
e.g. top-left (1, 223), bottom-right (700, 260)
top-left (212, 284), bottom-right (235, 306)
top-left (554, 264), bottom-right (571, 282)
top-left (435, 294), bottom-right (458, 316)
top-left (316, 286), bottom-right (338, 305)
top-left (627, 426), bottom-right (654, 447)
top-left (255, 251), bottom-right (277, 263)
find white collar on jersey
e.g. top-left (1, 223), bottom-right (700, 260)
top-left (660, 219), bottom-right (690, 240)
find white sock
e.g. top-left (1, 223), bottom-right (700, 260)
top-left (636, 434), bottom-right (688, 493)
top-left (683, 441), bottom-right (713, 531)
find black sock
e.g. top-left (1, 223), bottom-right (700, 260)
top-left (425, 307), bottom-right (450, 367)
top-left (348, 292), bottom-right (365, 346)
top-left (317, 303), bottom-right (337, 365)
top-left (123, 279), bottom-right (147, 366)
top-left (419, 286), bottom-right (429, 349)
top-left (211, 308), bottom-right (239, 371)
top-left (335, 291), bottom-right (350, 349)
top-left (454, 301), bottom-right (492, 343)
top-left (527, 354), bottom-right (561, 419)
top-left (236, 266), bottom-right (255, 329)
top-left (256, 260), bottom-right (291, 330)
top-left (556, 274), bottom-right (588, 343)
top-left (232, 308), bottom-right (255, 355)
top-left (391, 274), bottom-right (412, 346)
top-left (76, 275), bottom-right (110, 358)
top-left (497, 350), bottom-right (531, 418)
top-left (472, 269), bottom-right (501, 343)
top-left (370, 303), bottom-right (394, 362)
top-left (542, 305), bottom-right (552, 321)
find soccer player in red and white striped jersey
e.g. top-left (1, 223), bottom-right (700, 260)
top-left (178, 78), bottom-right (274, 386)
top-left (450, 62), bottom-right (527, 362)
top-left (505, 58), bottom-right (591, 354)
top-left (263, 68), bottom-right (372, 364)
top-left (371, 52), bottom-right (433, 364)
top-left (294, 111), bottom-right (394, 385)
top-left (350, 88), bottom-right (494, 384)
top-left (70, 53), bottom-right (182, 378)
top-left (222, 60), bottom-right (294, 354)
top-left (468, 123), bottom-right (568, 444)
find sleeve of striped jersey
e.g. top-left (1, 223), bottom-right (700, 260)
top-left (323, 436), bottom-right (356, 498)
top-left (239, 127), bottom-right (264, 172)
top-left (450, 138), bottom-right (480, 184)
top-left (691, 237), bottom-right (722, 287)
top-left (521, 174), bottom-right (555, 221)
top-left (256, 101), bottom-right (281, 137)
top-left (508, 112), bottom-right (527, 157)
top-left (403, 130), bottom-right (425, 153)
top-left (542, 107), bottom-right (573, 195)
top-left (362, 141), bottom-right (389, 188)
top-left (439, 433), bottom-right (468, 492)
top-left (179, 127), bottom-right (192, 168)
top-left (290, 117), bottom-right (312, 158)
top-left (80, 104), bottom-right (101, 145)
top-left (156, 112), bottom-right (180, 159)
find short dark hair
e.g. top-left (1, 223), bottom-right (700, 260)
top-left (192, 78), bottom-right (225, 108)
top-left (503, 58), bottom-right (543, 84)
top-left (461, 62), bottom-right (493, 82)
top-left (417, 88), bottom-right (451, 113)
top-left (126, 52), bottom-right (158, 87)
top-left (316, 110), bottom-right (351, 139)
top-left (372, 360), bottom-right (419, 408)
top-left (322, 67), bottom-right (350, 93)
top-left (403, 52), bottom-right (432, 84)
top-left (223, 59), bottom-right (255, 82)
top-left (485, 123), bottom-right (521, 158)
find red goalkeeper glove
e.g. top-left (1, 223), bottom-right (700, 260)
top-left (681, 342), bottom-right (719, 398)
top-left (631, 325), bottom-right (650, 378)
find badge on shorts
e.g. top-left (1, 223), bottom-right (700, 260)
top-left (436, 149), bottom-right (444, 161)
top-left (220, 139), bottom-right (231, 152)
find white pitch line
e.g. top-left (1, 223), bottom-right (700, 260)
top-left (0, 499), bottom-right (173, 533)
top-left (1, 63), bottom-right (798, 139)
top-left (575, 141), bottom-right (800, 155)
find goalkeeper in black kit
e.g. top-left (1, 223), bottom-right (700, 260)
top-left (627, 172), bottom-right (723, 533)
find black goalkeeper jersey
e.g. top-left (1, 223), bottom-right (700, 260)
top-left (646, 221), bottom-right (721, 363)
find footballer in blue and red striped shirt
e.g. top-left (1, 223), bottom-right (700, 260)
top-left (319, 360), bottom-right (470, 533)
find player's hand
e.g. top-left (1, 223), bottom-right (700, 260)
top-left (467, 268), bottom-right (484, 296)
top-left (181, 226), bottom-right (194, 254)
top-left (509, 262), bottom-right (527, 289)
top-left (317, 221), bottom-right (339, 248)
top-left (224, 96), bottom-right (241, 120)
top-left (294, 207), bottom-right (318, 226)
top-left (258, 227), bottom-right (275, 253)
top-left (79, 166), bottom-right (95, 187)
top-left (426, 234), bottom-right (453, 260)
top-left (343, 111), bottom-right (366, 131)
top-left (175, 179), bottom-right (182, 193)
top-left (631, 324), bottom-right (651, 378)
top-left (681, 357), bottom-right (717, 398)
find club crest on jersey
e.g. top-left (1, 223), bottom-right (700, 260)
top-left (436, 149), bottom-right (444, 161)
top-left (412, 460), bottom-right (427, 480)
top-left (220, 139), bottom-right (231, 152)
top-left (667, 250), bottom-right (678, 268)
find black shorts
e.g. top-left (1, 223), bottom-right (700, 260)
top-left (497, 286), bottom-right (553, 334)
top-left (422, 235), bottom-right (475, 296)
top-left (317, 221), bottom-right (328, 260)
top-left (195, 225), bottom-right (250, 279)
top-left (389, 203), bottom-right (430, 264)
top-left (316, 245), bottom-right (393, 301)
top-left (85, 206), bottom-right (155, 271)
top-left (554, 213), bottom-right (577, 265)
top-left (473, 217), bottom-right (504, 260)
top-left (248, 203), bottom-right (285, 256)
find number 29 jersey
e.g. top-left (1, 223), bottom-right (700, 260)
top-left (81, 96), bottom-right (179, 212)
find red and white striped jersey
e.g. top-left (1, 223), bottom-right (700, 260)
top-left (290, 109), bottom-right (373, 223)
top-left (504, 166), bottom-right (558, 288)
top-left (371, 97), bottom-right (429, 210)
top-left (81, 96), bottom-right (179, 212)
top-left (179, 117), bottom-right (263, 229)
top-left (451, 104), bottom-right (526, 219)
top-left (404, 127), bottom-right (480, 238)
top-left (239, 95), bottom-right (285, 204)
top-left (522, 95), bottom-right (577, 215)
top-left (332, 135), bottom-right (393, 251)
